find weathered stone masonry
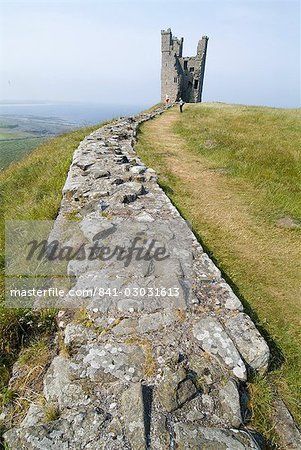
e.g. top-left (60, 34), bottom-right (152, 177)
top-left (5, 106), bottom-right (270, 449)
top-left (161, 28), bottom-right (208, 103)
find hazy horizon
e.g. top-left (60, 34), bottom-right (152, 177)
top-left (1, 100), bottom-right (300, 110)
top-left (0, 0), bottom-right (300, 109)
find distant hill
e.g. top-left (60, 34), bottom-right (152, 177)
top-left (0, 115), bottom-right (74, 170)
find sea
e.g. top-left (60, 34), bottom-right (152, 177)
top-left (0, 102), bottom-right (149, 126)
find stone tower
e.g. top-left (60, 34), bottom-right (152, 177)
top-left (161, 28), bottom-right (209, 103)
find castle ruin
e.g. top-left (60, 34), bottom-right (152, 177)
top-left (161, 28), bottom-right (209, 103)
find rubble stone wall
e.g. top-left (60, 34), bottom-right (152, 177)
top-left (4, 105), bottom-right (270, 449)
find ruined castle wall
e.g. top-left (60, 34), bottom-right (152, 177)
top-left (161, 52), bottom-right (181, 102)
top-left (161, 29), bottom-right (208, 103)
top-left (178, 56), bottom-right (199, 103)
top-left (5, 106), bottom-right (270, 450)
top-left (196, 36), bottom-right (209, 102)
top-left (161, 29), bottom-right (182, 102)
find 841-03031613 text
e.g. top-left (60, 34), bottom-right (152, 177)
top-left (8, 286), bottom-right (181, 299)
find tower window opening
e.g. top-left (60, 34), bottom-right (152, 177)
top-left (174, 77), bottom-right (178, 83)
top-left (194, 79), bottom-right (199, 89)
top-left (184, 61), bottom-right (188, 70)
top-left (190, 67), bottom-right (195, 72)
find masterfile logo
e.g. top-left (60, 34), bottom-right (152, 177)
top-left (5, 218), bottom-right (193, 309)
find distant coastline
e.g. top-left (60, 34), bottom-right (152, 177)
top-left (0, 103), bottom-right (56, 107)
top-left (0, 102), bottom-right (149, 170)
top-left (0, 102), bottom-right (148, 126)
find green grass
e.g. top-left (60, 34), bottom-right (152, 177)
top-left (0, 122), bottom-right (104, 391)
top-left (174, 104), bottom-right (301, 221)
top-left (0, 137), bottom-right (48, 170)
top-left (135, 102), bottom-right (301, 445)
top-left (0, 133), bottom-right (15, 139)
top-left (0, 130), bottom-right (31, 139)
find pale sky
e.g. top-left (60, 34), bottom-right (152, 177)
top-left (0, 0), bottom-right (300, 107)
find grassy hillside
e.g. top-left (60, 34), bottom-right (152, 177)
top-left (135, 103), bottom-right (301, 445)
top-left (0, 116), bottom-right (74, 170)
top-left (0, 137), bottom-right (48, 170)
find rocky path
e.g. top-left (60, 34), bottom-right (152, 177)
top-left (5, 106), bottom-right (270, 449)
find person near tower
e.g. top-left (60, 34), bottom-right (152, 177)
top-left (178, 98), bottom-right (184, 113)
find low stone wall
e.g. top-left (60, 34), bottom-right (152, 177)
top-left (4, 106), bottom-right (270, 449)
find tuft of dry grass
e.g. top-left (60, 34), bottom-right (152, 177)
top-left (135, 102), bottom-right (301, 444)
top-left (74, 307), bottom-right (95, 329)
top-left (74, 307), bottom-right (104, 334)
top-left (247, 374), bottom-right (276, 445)
top-left (57, 332), bottom-right (71, 358)
top-left (126, 337), bottom-right (157, 378)
top-left (18, 338), bottom-right (51, 367)
top-left (43, 403), bottom-right (60, 423)
top-left (0, 335), bottom-right (54, 431)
